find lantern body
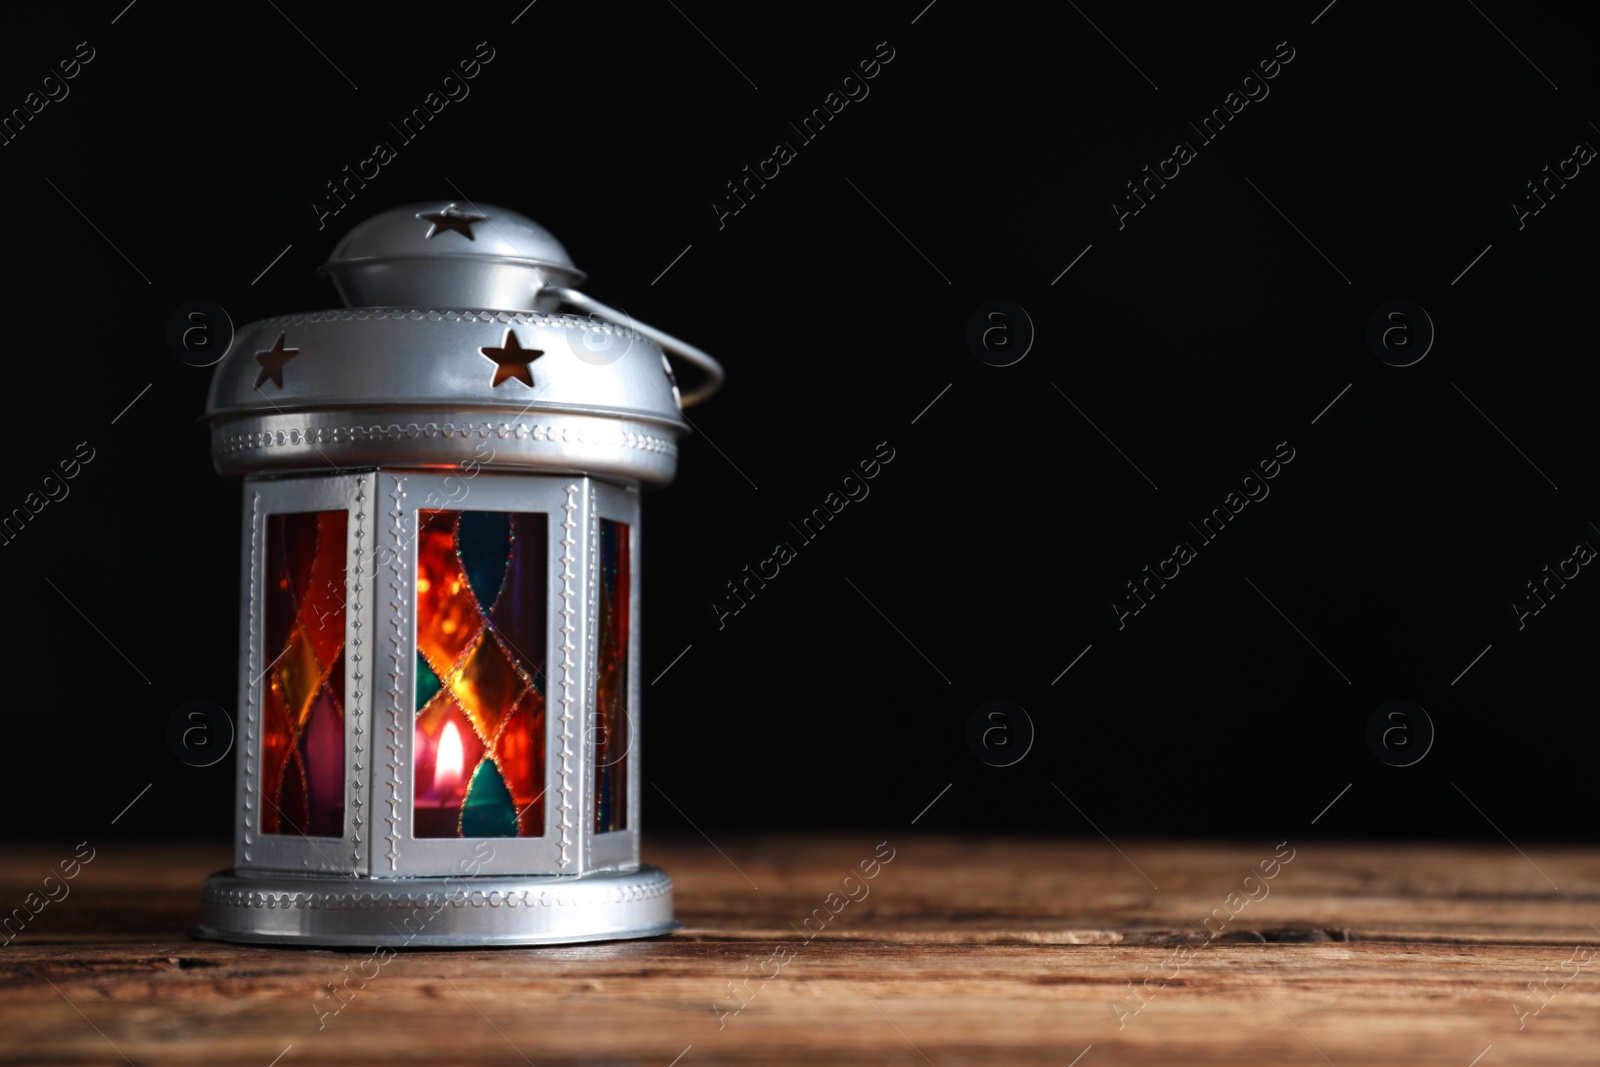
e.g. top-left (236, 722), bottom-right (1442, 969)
top-left (196, 203), bottom-right (718, 946)
top-left (237, 471), bottom-right (640, 877)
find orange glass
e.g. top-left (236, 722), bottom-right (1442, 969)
top-left (414, 511), bottom-right (547, 838)
top-left (260, 510), bottom-right (347, 837)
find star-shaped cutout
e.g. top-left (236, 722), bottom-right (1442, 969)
top-left (480, 331), bottom-right (544, 388)
top-left (416, 204), bottom-right (488, 240)
top-left (253, 333), bottom-right (300, 389)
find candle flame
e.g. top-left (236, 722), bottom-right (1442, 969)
top-left (435, 719), bottom-right (465, 797)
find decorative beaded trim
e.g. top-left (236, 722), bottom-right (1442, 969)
top-left (247, 308), bottom-right (652, 346)
top-left (200, 876), bottom-right (671, 911)
top-left (557, 486), bottom-right (579, 868)
top-left (586, 505), bottom-right (600, 835)
top-left (349, 478), bottom-right (367, 872)
top-left (383, 478), bottom-right (408, 871)
top-left (242, 492), bottom-right (261, 863)
top-left (216, 422), bottom-right (676, 458)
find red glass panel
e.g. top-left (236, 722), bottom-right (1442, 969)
top-left (416, 510), bottom-right (479, 677)
top-left (300, 665), bottom-right (345, 838)
top-left (264, 512), bottom-right (317, 659)
top-left (414, 510), bottom-right (547, 838)
top-left (260, 510), bottom-right (346, 837)
top-left (496, 690), bottom-right (547, 836)
top-left (298, 513), bottom-right (349, 672)
top-left (258, 680), bottom-right (292, 834)
top-left (594, 520), bottom-right (629, 833)
top-left (277, 750), bottom-right (309, 835)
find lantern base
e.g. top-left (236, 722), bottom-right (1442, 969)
top-left (193, 864), bottom-right (678, 948)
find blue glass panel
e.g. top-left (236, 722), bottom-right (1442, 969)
top-left (456, 511), bottom-right (511, 613)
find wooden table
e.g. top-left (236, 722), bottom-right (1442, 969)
top-left (3, 835), bottom-right (1597, 1065)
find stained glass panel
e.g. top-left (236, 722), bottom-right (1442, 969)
top-left (461, 759), bottom-right (519, 838)
top-left (416, 510), bottom-right (478, 675)
top-left (299, 666), bottom-right (345, 838)
top-left (260, 510), bottom-right (346, 837)
top-left (415, 651), bottom-right (442, 712)
top-left (446, 631), bottom-right (524, 745)
top-left (496, 691), bottom-right (546, 836)
top-left (414, 692), bottom-right (486, 837)
top-left (594, 519), bottom-right (629, 833)
top-left (414, 510), bottom-right (548, 838)
top-left (490, 513), bottom-right (549, 687)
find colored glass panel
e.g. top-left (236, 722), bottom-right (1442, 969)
top-left (266, 513), bottom-right (318, 653)
top-left (297, 529), bottom-right (349, 671)
top-left (447, 631), bottom-right (529, 746)
top-left (261, 510), bottom-right (346, 837)
top-left (457, 510), bottom-right (512, 611)
top-left (278, 751), bottom-right (308, 834)
top-left (414, 692), bottom-right (487, 837)
top-left (273, 622), bottom-right (329, 734)
top-left (594, 519), bottom-right (630, 833)
top-left (461, 759), bottom-right (519, 838)
top-left (414, 510), bottom-right (548, 838)
top-left (258, 670), bottom-right (293, 830)
top-left (299, 666), bottom-right (345, 838)
top-left (416, 510), bottom-right (479, 675)
top-left (415, 651), bottom-right (442, 712)
top-left (489, 513), bottom-right (550, 690)
top-left (496, 691), bottom-right (546, 836)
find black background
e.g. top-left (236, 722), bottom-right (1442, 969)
top-left (2, 1), bottom-right (1594, 847)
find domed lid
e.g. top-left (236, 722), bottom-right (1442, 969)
top-left (328, 201), bottom-right (583, 276)
top-left (320, 201), bottom-right (586, 311)
top-left (203, 202), bottom-right (723, 488)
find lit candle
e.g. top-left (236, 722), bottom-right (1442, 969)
top-left (435, 719), bottom-right (465, 798)
top-left (414, 719), bottom-right (468, 837)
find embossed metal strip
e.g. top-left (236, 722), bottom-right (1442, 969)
top-left (349, 477), bottom-right (367, 872)
top-left (557, 485), bottom-right (579, 868)
top-left (200, 878), bottom-right (671, 911)
top-left (245, 308), bottom-right (654, 341)
top-left (384, 477), bottom-right (408, 871)
top-left (216, 421), bottom-right (677, 457)
top-left (242, 491), bottom-right (262, 864)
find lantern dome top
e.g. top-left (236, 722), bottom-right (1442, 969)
top-left (204, 201), bottom-right (723, 488)
top-left (321, 201), bottom-right (586, 310)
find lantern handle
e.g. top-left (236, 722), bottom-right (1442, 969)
top-left (543, 286), bottom-right (723, 408)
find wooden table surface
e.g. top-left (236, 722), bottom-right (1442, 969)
top-left (2, 835), bottom-right (1597, 1066)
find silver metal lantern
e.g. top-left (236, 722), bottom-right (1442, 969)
top-left (195, 202), bottom-right (721, 947)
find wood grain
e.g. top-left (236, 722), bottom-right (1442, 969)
top-left (2, 835), bottom-right (1598, 1065)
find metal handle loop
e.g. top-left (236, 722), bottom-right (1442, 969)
top-left (544, 286), bottom-right (723, 408)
